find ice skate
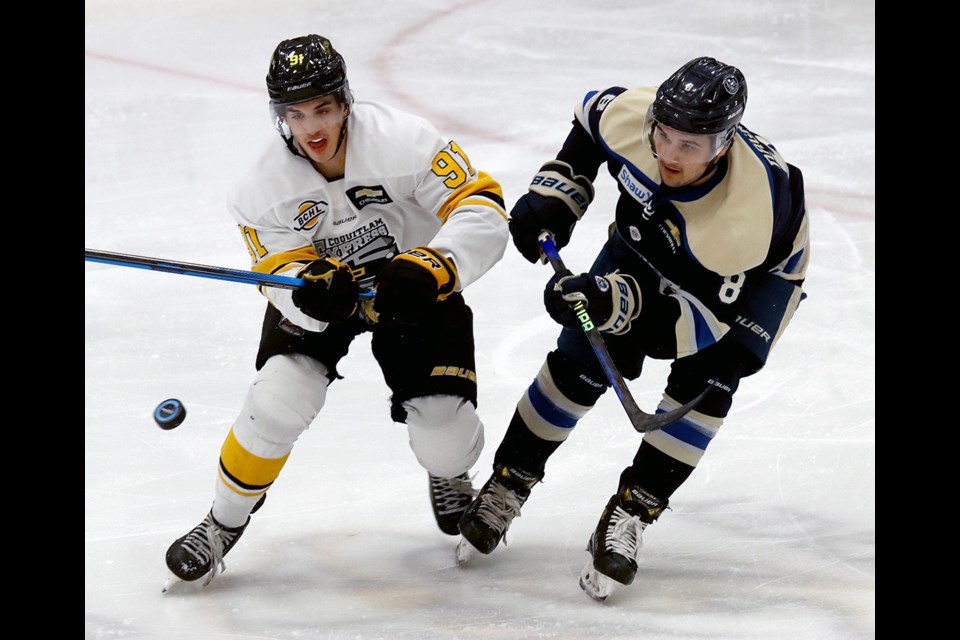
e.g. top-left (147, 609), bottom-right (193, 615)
top-left (578, 486), bottom-right (664, 601)
top-left (429, 472), bottom-right (477, 535)
top-left (457, 463), bottom-right (542, 555)
top-left (163, 494), bottom-right (265, 591)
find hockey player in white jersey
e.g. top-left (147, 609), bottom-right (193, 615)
top-left (164, 34), bottom-right (508, 587)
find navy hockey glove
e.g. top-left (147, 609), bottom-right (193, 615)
top-left (544, 269), bottom-right (642, 335)
top-left (374, 247), bottom-right (458, 325)
top-left (509, 160), bottom-right (594, 263)
top-left (292, 257), bottom-right (359, 322)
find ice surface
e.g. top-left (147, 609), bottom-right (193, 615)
top-left (86, 2), bottom-right (875, 638)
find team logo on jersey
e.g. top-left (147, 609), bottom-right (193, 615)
top-left (346, 185), bottom-right (393, 210)
top-left (293, 200), bottom-right (327, 231)
top-left (313, 218), bottom-right (398, 288)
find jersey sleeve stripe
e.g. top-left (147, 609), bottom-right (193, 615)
top-left (250, 246), bottom-right (320, 276)
top-left (435, 172), bottom-right (506, 223)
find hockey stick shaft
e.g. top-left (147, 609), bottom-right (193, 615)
top-left (537, 232), bottom-right (705, 432)
top-left (85, 248), bottom-right (374, 298)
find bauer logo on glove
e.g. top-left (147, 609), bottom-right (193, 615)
top-left (544, 269), bottom-right (642, 335)
top-left (508, 161), bottom-right (596, 264)
top-left (374, 246), bottom-right (458, 324)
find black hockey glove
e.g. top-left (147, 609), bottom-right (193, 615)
top-left (292, 257), bottom-right (359, 322)
top-left (544, 269), bottom-right (642, 335)
top-left (509, 160), bottom-right (594, 263)
top-left (374, 247), bottom-right (458, 325)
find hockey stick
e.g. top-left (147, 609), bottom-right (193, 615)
top-left (537, 232), bottom-right (706, 432)
top-left (85, 248), bottom-right (374, 298)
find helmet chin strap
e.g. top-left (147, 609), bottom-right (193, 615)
top-left (690, 153), bottom-right (724, 185)
top-left (331, 108), bottom-right (350, 156)
top-left (683, 140), bottom-right (732, 186)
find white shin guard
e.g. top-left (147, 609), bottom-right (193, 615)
top-left (232, 354), bottom-right (330, 455)
top-left (403, 395), bottom-right (484, 478)
top-left (213, 354), bottom-right (329, 527)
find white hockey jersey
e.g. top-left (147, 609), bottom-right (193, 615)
top-left (228, 100), bottom-right (509, 332)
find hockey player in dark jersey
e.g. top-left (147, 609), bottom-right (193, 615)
top-left (457, 57), bottom-right (809, 601)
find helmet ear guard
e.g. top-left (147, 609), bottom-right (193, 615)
top-left (273, 109), bottom-right (293, 141)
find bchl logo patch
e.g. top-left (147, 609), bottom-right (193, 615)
top-left (347, 185), bottom-right (393, 210)
top-left (294, 200), bottom-right (327, 231)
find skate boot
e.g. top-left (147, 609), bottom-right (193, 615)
top-left (429, 472), bottom-right (477, 535)
top-left (579, 486), bottom-right (666, 602)
top-left (457, 463), bottom-right (542, 556)
top-left (164, 493), bottom-right (265, 588)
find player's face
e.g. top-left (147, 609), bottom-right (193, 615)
top-left (653, 124), bottom-right (722, 187)
top-left (283, 96), bottom-right (349, 165)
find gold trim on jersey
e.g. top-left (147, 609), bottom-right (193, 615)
top-left (435, 171), bottom-right (506, 224)
top-left (250, 245), bottom-right (320, 276)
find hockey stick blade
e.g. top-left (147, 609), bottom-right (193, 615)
top-left (85, 248), bottom-right (374, 298)
top-left (537, 231), bottom-right (705, 433)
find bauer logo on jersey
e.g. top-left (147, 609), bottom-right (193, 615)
top-left (346, 185), bottom-right (393, 210)
top-left (293, 200), bottom-right (328, 231)
top-left (618, 166), bottom-right (653, 207)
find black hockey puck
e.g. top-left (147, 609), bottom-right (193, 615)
top-left (154, 398), bottom-right (187, 430)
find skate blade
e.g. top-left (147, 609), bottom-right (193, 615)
top-left (162, 567), bottom-right (219, 593)
top-left (161, 572), bottom-right (184, 594)
top-left (579, 562), bottom-right (617, 602)
top-left (456, 537), bottom-right (478, 565)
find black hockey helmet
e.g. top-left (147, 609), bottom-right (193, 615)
top-left (651, 56), bottom-right (746, 140)
top-left (266, 35), bottom-right (353, 159)
top-left (266, 34), bottom-right (352, 107)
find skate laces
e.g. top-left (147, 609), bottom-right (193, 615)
top-left (179, 513), bottom-right (237, 586)
top-left (604, 506), bottom-right (646, 561)
top-left (430, 473), bottom-right (476, 516)
top-left (474, 480), bottom-right (525, 539)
